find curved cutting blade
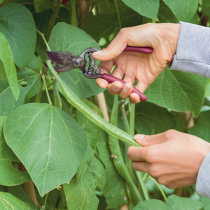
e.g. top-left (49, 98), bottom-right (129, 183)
top-left (45, 51), bottom-right (77, 66)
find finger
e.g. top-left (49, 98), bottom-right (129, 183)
top-left (92, 29), bottom-right (129, 61)
top-left (118, 83), bottom-right (133, 99)
top-left (96, 60), bottom-right (114, 88)
top-left (134, 132), bottom-right (170, 147)
top-left (127, 146), bottom-right (148, 161)
top-left (96, 78), bottom-right (108, 89)
top-left (107, 81), bottom-right (123, 95)
top-left (118, 74), bottom-right (135, 99)
top-left (131, 161), bottom-right (150, 173)
top-left (136, 80), bottom-right (148, 95)
top-left (92, 25), bottom-right (153, 61)
top-left (129, 93), bottom-right (140, 104)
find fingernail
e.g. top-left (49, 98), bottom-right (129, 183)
top-left (134, 134), bottom-right (145, 141)
top-left (92, 50), bottom-right (103, 56)
top-left (113, 84), bottom-right (122, 91)
top-left (123, 84), bottom-right (131, 93)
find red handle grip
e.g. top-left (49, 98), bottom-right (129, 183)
top-left (124, 46), bottom-right (153, 54)
top-left (102, 73), bottom-right (147, 101)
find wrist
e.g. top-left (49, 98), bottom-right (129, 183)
top-left (154, 23), bottom-right (180, 61)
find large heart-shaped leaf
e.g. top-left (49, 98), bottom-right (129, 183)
top-left (135, 101), bottom-right (175, 135)
top-left (0, 33), bottom-right (19, 100)
top-left (133, 199), bottom-right (167, 210)
top-left (121, 0), bottom-right (159, 19)
top-left (162, 0), bottom-right (199, 21)
top-left (0, 116), bottom-right (30, 186)
top-left (188, 110), bottom-right (210, 143)
top-left (145, 67), bottom-right (207, 117)
top-left (82, 7), bottom-right (142, 47)
top-left (4, 103), bottom-right (88, 196)
top-left (0, 192), bottom-right (31, 210)
top-left (0, 3), bottom-right (36, 69)
top-left (48, 22), bottom-right (103, 98)
top-left (64, 147), bottom-right (105, 210)
top-left (165, 194), bottom-right (204, 210)
top-left (0, 56), bottom-right (41, 117)
top-left (158, 0), bottom-right (178, 23)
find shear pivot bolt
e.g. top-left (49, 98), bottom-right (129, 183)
top-left (73, 59), bottom-right (80, 67)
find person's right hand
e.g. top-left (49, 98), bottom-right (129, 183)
top-left (93, 23), bottom-right (180, 103)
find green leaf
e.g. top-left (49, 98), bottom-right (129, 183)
top-left (133, 199), bottom-right (167, 210)
top-left (0, 116), bottom-right (30, 186)
top-left (34, 0), bottom-right (53, 13)
top-left (0, 32), bottom-right (20, 100)
top-left (48, 22), bottom-right (103, 98)
top-left (158, 0), bottom-right (178, 23)
top-left (145, 67), bottom-right (207, 117)
top-left (8, 185), bottom-right (38, 210)
top-left (162, 0), bottom-right (199, 21)
top-left (97, 129), bottom-right (127, 209)
top-left (121, 0), bottom-right (159, 19)
top-left (81, 8), bottom-right (142, 47)
top-left (201, 196), bottom-right (210, 210)
top-left (166, 194), bottom-right (204, 210)
top-left (34, 8), bottom-right (70, 60)
top-left (188, 110), bottom-right (210, 142)
top-left (0, 56), bottom-right (41, 116)
top-left (64, 147), bottom-right (105, 210)
top-left (202, 0), bottom-right (210, 17)
top-left (0, 3), bottom-right (36, 69)
top-left (4, 103), bottom-right (88, 196)
top-left (0, 192), bottom-right (31, 210)
top-left (135, 101), bottom-right (175, 135)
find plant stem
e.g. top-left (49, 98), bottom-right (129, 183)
top-left (136, 171), bottom-right (149, 200)
top-left (114, 0), bottom-right (122, 29)
top-left (48, 0), bottom-right (60, 34)
top-left (34, 78), bottom-right (43, 103)
top-left (42, 75), bottom-right (52, 106)
top-left (97, 92), bottom-right (109, 121)
top-left (71, 0), bottom-right (78, 27)
top-left (43, 193), bottom-right (49, 209)
top-left (46, 60), bottom-right (140, 146)
top-left (36, 29), bottom-right (50, 51)
top-left (129, 103), bottom-right (149, 200)
top-left (108, 95), bottom-right (141, 205)
top-left (53, 78), bottom-right (62, 109)
top-left (149, 176), bottom-right (167, 201)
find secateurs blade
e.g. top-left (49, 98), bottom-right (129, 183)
top-left (45, 46), bottom-right (153, 101)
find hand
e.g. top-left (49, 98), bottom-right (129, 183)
top-left (93, 23), bottom-right (180, 103)
top-left (127, 130), bottom-right (210, 188)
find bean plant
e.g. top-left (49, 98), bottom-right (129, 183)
top-left (0, 0), bottom-right (210, 209)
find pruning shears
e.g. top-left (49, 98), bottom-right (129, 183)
top-left (45, 46), bottom-right (153, 101)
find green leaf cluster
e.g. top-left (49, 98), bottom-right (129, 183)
top-left (0, 0), bottom-right (208, 209)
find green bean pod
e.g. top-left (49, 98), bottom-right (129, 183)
top-left (108, 95), bottom-right (141, 205)
top-left (46, 60), bottom-right (141, 147)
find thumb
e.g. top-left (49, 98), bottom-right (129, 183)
top-left (134, 132), bottom-right (169, 147)
top-left (92, 29), bottom-right (129, 61)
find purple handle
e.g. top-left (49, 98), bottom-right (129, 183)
top-left (124, 46), bottom-right (153, 54)
top-left (102, 73), bottom-right (147, 101)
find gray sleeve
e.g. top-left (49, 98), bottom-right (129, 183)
top-left (170, 22), bottom-right (210, 78)
top-left (196, 152), bottom-right (210, 198)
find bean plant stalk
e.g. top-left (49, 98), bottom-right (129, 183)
top-left (108, 95), bottom-right (142, 205)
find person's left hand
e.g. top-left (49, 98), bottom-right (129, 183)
top-left (127, 130), bottom-right (210, 188)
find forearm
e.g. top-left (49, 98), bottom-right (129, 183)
top-left (170, 22), bottom-right (210, 78)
